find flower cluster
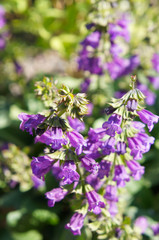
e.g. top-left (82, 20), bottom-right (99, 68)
top-left (18, 76), bottom-right (159, 238)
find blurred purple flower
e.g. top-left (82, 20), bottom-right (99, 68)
top-left (86, 190), bottom-right (105, 214)
top-left (45, 188), bottom-right (67, 207)
top-left (65, 212), bottom-right (85, 235)
top-left (68, 116), bottom-right (85, 132)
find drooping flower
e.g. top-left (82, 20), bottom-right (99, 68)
top-left (134, 216), bottom-right (148, 234)
top-left (148, 76), bottom-right (159, 89)
top-left (68, 116), bottom-right (85, 132)
top-left (127, 99), bottom-right (138, 111)
top-left (137, 83), bottom-right (156, 106)
top-left (18, 113), bottom-right (46, 135)
top-left (65, 212), bottom-right (85, 235)
top-left (31, 155), bottom-right (53, 179)
top-left (86, 190), bottom-right (105, 215)
top-left (137, 109), bottom-right (159, 132)
top-left (59, 161), bottom-right (80, 186)
top-left (116, 141), bottom-right (126, 155)
top-left (98, 160), bottom-right (111, 179)
top-left (35, 128), bottom-right (67, 150)
top-left (45, 188), bottom-right (67, 207)
top-left (86, 173), bottom-right (103, 191)
top-left (32, 175), bottom-right (45, 189)
top-left (67, 131), bottom-right (86, 155)
top-left (151, 223), bottom-right (159, 236)
top-left (81, 31), bottom-right (101, 49)
top-left (104, 185), bottom-right (118, 202)
top-left (101, 137), bottom-right (116, 155)
top-left (102, 114), bottom-right (122, 137)
top-left (81, 156), bottom-right (99, 174)
top-left (113, 165), bottom-right (130, 187)
top-left (126, 160), bottom-right (145, 180)
top-left (107, 200), bottom-right (118, 217)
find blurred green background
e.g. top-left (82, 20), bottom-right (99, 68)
top-left (0, 0), bottom-right (159, 239)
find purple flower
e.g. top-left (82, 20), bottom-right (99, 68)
top-left (81, 156), bottom-right (99, 174)
top-left (113, 165), bottom-right (130, 187)
top-left (126, 160), bottom-right (145, 180)
top-left (137, 109), bottom-right (159, 132)
top-left (67, 131), bottom-right (85, 155)
top-left (65, 212), bottom-right (85, 235)
top-left (18, 113), bottom-right (46, 135)
top-left (110, 43), bottom-right (122, 57)
top-left (98, 160), bottom-right (111, 179)
top-left (59, 161), bottom-right (80, 186)
top-left (128, 133), bottom-right (154, 160)
top-left (108, 16), bottom-right (130, 42)
top-left (83, 140), bottom-right (101, 159)
top-left (68, 116), bottom-right (85, 132)
top-left (35, 128), bottom-right (67, 150)
top-left (88, 128), bottom-right (106, 143)
top-left (127, 99), bottom-right (138, 111)
top-left (102, 114), bottom-right (122, 137)
top-left (104, 185), bottom-right (118, 202)
top-left (148, 76), bottom-right (159, 89)
top-left (81, 31), bottom-right (101, 49)
top-left (45, 188), bottom-right (67, 207)
top-left (151, 223), bottom-right (159, 236)
top-left (107, 200), bottom-right (118, 217)
top-left (86, 173), bottom-right (103, 191)
top-left (134, 217), bottom-right (148, 234)
top-left (152, 53), bottom-right (159, 73)
top-left (78, 56), bottom-right (103, 75)
top-left (116, 141), bottom-right (126, 155)
top-left (31, 156), bottom-right (53, 179)
top-left (32, 175), bottom-right (45, 189)
top-left (102, 137), bottom-right (116, 155)
top-left (107, 56), bottom-right (139, 80)
top-left (80, 78), bottom-right (91, 93)
top-left (137, 83), bottom-right (156, 106)
top-left (0, 6), bottom-right (6, 28)
top-left (86, 190), bottom-right (105, 215)
top-left (52, 160), bottom-right (62, 179)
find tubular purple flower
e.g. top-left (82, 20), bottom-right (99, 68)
top-left (126, 160), bottom-right (145, 181)
top-left (35, 128), bottom-right (67, 150)
top-left (81, 156), bottom-right (99, 174)
top-left (68, 116), bottom-right (85, 132)
top-left (137, 83), bottom-right (156, 106)
top-left (45, 188), bottom-right (67, 207)
top-left (102, 137), bottom-right (116, 155)
top-left (98, 160), bottom-right (111, 179)
top-left (127, 99), bottom-right (138, 111)
top-left (137, 109), bottom-right (159, 132)
top-left (134, 216), bottom-right (148, 234)
top-left (148, 76), bottom-right (159, 89)
top-left (86, 190), bottom-right (105, 215)
top-left (113, 165), bottom-right (130, 187)
top-left (102, 114), bottom-right (122, 137)
top-left (65, 212), bottom-right (85, 235)
top-left (151, 223), bottom-right (159, 236)
top-left (88, 128), bottom-right (106, 143)
top-left (32, 175), bottom-right (45, 189)
top-left (59, 161), bottom-right (80, 186)
top-left (104, 185), bottom-right (118, 202)
top-left (107, 200), bottom-right (118, 217)
top-left (67, 131), bottom-right (86, 155)
top-left (18, 113), bottom-right (46, 135)
top-left (86, 173), bottom-right (103, 191)
top-left (116, 141), bottom-right (126, 155)
top-left (31, 156), bottom-right (53, 179)
top-left (81, 31), bottom-right (101, 48)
